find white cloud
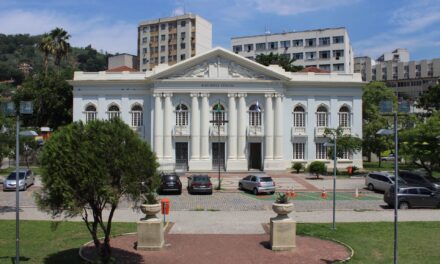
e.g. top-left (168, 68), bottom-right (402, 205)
top-left (172, 7), bottom-right (185, 16)
top-left (390, 0), bottom-right (440, 33)
top-left (250, 0), bottom-right (356, 16)
top-left (0, 9), bottom-right (137, 54)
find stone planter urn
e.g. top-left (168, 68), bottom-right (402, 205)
top-left (140, 203), bottom-right (161, 221)
top-left (272, 203), bottom-right (294, 220)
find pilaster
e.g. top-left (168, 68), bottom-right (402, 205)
top-left (153, 93), bottom-right (163, 160)
top-left (163, 93), bottom-right (173, 160)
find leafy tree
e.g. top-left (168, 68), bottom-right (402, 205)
top-left (417, 84), bottom-right (440, 112)
top-left (324, 127), bottom-right (362, 159)
top-left (36, 119), bottom-right (159, 263)
top-left (0, 111), bottom-right (14, 163)
top-left (14, 72), bottom-right (72, 129)
top-left (308, 161), bottom-right (327, 179)
top-left (400, 112), bottom-right (440, 176)
top-left (292, 162), bottom-right (303, 173)
top-left (362, 82), bottom-right (396, 164)
top-left (255, 52), bottom-right (303, 72)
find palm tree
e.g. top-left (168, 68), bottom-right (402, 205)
top-left (37, 34), bottom-right (54, 75)
top-left (49, 27), bottom-right (71, 66)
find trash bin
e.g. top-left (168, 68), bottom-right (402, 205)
top-left (161, 198), bottom-right (170, 215)
top-left (347, 166), bottom-right (353, 175)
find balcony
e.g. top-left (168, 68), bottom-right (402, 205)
top-left (210, 125), bottom-right (227, 137)
top-left (291, 126), bottom-right (307, 137)
top-left (247, 125), bottom-right (264, 137)
top-left (131, 126), bottom-right (144, 137)
top-left (173, 125), bottom-right (190, 136)
top-left (315, 127), bottom-right (326, 137)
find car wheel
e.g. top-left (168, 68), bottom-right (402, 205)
top-left (22, 184), bottom-right (27, 191)
top-left (238, 183), bottom-right (243, 190)
top-left (253, 188), bottom-right (258, 195)
top-left (270, 191), bottom-right (275, 195)
top-left (399, 202), bottom-right (410, 209)
top-left (368, 183), bottom-right (374, 191)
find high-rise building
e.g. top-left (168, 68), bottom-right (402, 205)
top-left (138, 14), bottom-right (212, 72)
top-left (354, 49), bottom-right (440, 99)
top-left (231, 27), bottom-right (353, 74)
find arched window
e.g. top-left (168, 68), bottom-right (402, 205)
top-left (339, 106), bottom-right (350, 127)
top-left (176, 104), bottom-right (189, 126)
top-left (107, 104), bottom-right (120, 119)
top-left (316, 105), bottom-right (328, 127)
top-left (249, 104), bottom-right (262, 126)
top-left (293, 105), bottom-right (305, 127)
top-left (131, 104), bottom-right (143, 127)
top-left (84, 104), bottom-right (97, 123)
top-left (212, 103), bottom-right (226, 126)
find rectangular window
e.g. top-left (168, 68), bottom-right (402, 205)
top-left (244, 44), bottom-right (253, 52)
top-left (319, 64), bottom-right (330, 71)
top-left (319, 37), bottom-right (330, 46)
top-left (333, 50), bottom-right (344, 59)
top-left (293, 112), bottom-right (305, 127)
top-left (107, 111), bottom-right (120, 120)
top-left (180, 43), bottom-right (186, 49)
top-left (181, 32), bottom-right (186, 39)
top-left (305, 38), bottom-right (316, 47)
top-left (180, 54), bottom-right (186, 60)
top-left (180, 20), bottom-right (186, 27)
top-left (142, 58), bottom-right (148, 64)
top-left (233, 45), bottom-right (243, 53)
top-left (341, 149), bottom-right (352, 160)
top-left (255, 43), bottom-right (266, 51)
top-left (316, 143), bottom-right (327, 159)
top-left (333, 63), bottom-right (345, 71)
top-left (176, 111), bottom-right (189, 126)
top-left (333, 36), bottom-right (344, 44)
top-left (305, 52), bottom-right (316, 60)
top-left (142, 26), bottom-right (149, 33)
top-left (85, 111), bottom-right (97, 123)
top-left (292, 52), bottom-right (303, 60)
top-left (292, 39), bottom-right (303, 47)
top-left (161, 34), bottom-right (166, 41)
top-left (131, 111), bottom-right (143, 127)
top-left (142, 37), bottom-right (148, 43)
top-left (142, 47), bottom-right (148, 53)
top-left (160, 56), bottom-right (165, 63)
top-left (249, 112), bottom-right (262, 126)
top-left (268, 41), bottom-right (278, 50)
top-left (280, 40), bottom-right (291, 48)
top-left (339, 112), bottom-right (350, 127)
top-left (319, 50), bottom-right (330, 59)
top-left (160, 45), bottom-right (166, 52)
top-left (280, 53), bottom-right (290, 60)
top-left (316, 112), bottom-right (327, 127)
top-left (293, 143), bottom-right (305, 160)
top-left (160, 23), bottom-right (166, 30)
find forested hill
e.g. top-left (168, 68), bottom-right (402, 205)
top-left (0, 33), bottom-right (112, 84)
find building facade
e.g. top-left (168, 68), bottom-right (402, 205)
top-left (231, 28), bottom-right (354, 74)
top-left (138, 14), bottom-right (212, 72)
top-left (108, 53), bottom-right (138, 70)
top-left (354, 50), bottom-right (440, 98)
top-left (71, 48), bottom-right (363, 172)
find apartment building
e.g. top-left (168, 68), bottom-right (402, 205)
top-left (354, 49), bottom-right (440, 98)
top-left (231, 27), bottom-right (353, 74)
top-left (138, 14), bottom-right (212, 72)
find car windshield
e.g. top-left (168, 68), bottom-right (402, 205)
top-left (390, 177), bottom-right (406, 184)
top-left (7, 172), bottom-right (26, 180)
top-left (259, 177), bottom-right (273, 182)
top-left (193, 177), bottom-right (210, 182)
top-left (163, 175), bottom-right (178, 181)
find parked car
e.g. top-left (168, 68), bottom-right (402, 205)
top-left (365, 171), bottom-right (406, 192)
top-left (384, 185), bottom-right (440, 209)
top-left (238, 174), bottom-right (275, 195)
top-left (158, 173), bottom-right (182, 194)
top-left (399, 171), bottom-right (440, 191)
top-left (3, 169), bottom-right (35, 191)
top-left (187, 175), bottom-right (212, 195)
top-left (380, 153), bottom-right (400, 161)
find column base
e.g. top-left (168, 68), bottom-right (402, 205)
top-left (188, 159), bottom-right (212, 171)
top-left (137, 218), bottom-right (164, 251)
top-left (264, 159), bottom-right (286, 171)
top-left (270, 217), bottom-right (296, 251)
top-left (226, 159), bottom-right (248, 171)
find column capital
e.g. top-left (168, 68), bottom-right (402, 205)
top-left (190, 93), bottom-right (199, 98)
top-left (265, 93), bottom-right (275, 98)
top-left (237, 93), bottom-right (247, 98)
top-left (200, 93), bottom-right (210, 98)
top-left (274, 93), bottom-right (284, 98)
top-left (153, 93), bottom-right (162, 98)
top-left (228, 93), bottom-right (237, 98)
top-left (163, 92), bottom-right (173, 98)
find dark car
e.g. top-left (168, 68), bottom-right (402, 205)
top-left (384, 185), bottom-right (440, 209)
top-left (399, 171), bottom-right (440, 191)
top-left (187, 175), bottom-right (212, 195)
top-left (158, 173), bottom-right (182, 194)
top-left (3, 169), bottom-right (35, 191)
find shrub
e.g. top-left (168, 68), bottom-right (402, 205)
top-left (292, 162), bottom-right (303, 173)
top-left (275, 192), bottom-right (290, 204)
top-left (308, 161), bottom-right (327, 179)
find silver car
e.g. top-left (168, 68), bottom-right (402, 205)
top-left (2, 169), bottom-right (35, 191)
top-left (238, 175), bottom-right (275, 195)
top-left (365, 171), bottom-right (404, 192)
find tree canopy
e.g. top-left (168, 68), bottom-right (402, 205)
top-left (417, 84), bottom-right (440, 112)
top-left (36, 119), bottom-right (159, 263)
top-left (324, 127), bottom-right (363, 159)
top-left (255, 52), bottom-right (303, 72)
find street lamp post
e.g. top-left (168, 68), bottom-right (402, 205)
top-left (2, 101), bottom-right (33, 264)
top-left (209, 101), bottom-right (228, 190)
top-left (324, 136), bottom-right (337, 230)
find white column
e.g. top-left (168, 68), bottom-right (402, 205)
top-left (264, 93), bottom-right (274, 160)
top-left (190, 93), bottom-right (200, 159)
top-left (153, 94), bottom-right (163, 159)
top-left (163, 93), bottom-right (173, 160)
top-left (228, 93), bottom-right (237, 160)
top-left (274, 93), bottom-right (283, 159)
top-left (237, 93), bottom-right (247, 160)
top-left (200, 93), bottom-right (210, 159)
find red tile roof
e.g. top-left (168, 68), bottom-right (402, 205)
top-left (300, 66), bottom-right (330, 73)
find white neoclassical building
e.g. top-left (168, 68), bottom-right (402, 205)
top-left (71, 48), bottom-right (363, 172)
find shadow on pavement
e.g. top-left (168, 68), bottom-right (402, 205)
top-left (0, 256), bottom-right (31, 263)
top-left (0, 206), bottom-right (22, 213)
top-left (43, 248), bottom-right (85, 264)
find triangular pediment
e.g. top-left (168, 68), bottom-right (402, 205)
top-left (148, 48), bottom-right (290, 81)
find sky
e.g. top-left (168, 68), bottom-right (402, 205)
top-left (1, 0), bottom-right (439, 60)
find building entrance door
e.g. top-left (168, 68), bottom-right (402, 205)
top-left (212, 142), bottom-right (225, 171)
top-left (175, 142), bottom-right (188, 171)
top-left (249, 143), bottom-right (262, 170)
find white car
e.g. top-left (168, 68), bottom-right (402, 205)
top-left (2, 169), bottom-right (35, 191)
top-left (365, 171), bottom-right (404, 192)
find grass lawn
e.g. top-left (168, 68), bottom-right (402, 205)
top-left (0, 220), bottom-right (439, 263)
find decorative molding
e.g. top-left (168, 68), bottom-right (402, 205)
top-left (237, 93), bottom-right (247, 98)
top-left (190, 93), bottom-right (200, 98)
top-left (200, 93), bottom-right (210, 98)
top-left (163, 92), bottom-right (173, 97)
top-left (228, 93), bottom-right (237, 98)
top-left (265, 93), bottom-right (274, 98)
